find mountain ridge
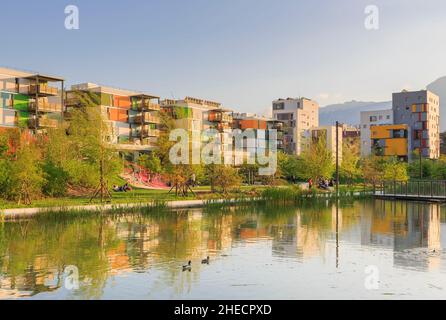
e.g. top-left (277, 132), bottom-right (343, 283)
top-left (319, 76), bottom-right (446, 131)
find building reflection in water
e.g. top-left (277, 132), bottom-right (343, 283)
top-left (0, 200), bottom-right (445, 298)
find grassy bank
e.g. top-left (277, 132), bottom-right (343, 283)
top-left (0, 185), bottom-right (269, 210)
top-left (0, 183), bottom-right (372, 211)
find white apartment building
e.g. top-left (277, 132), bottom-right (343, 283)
top-left (360, 109), bottom-right (393, 157)
top-left (272, 97), bottom-right (319, 155)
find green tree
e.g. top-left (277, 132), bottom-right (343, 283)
top-left (207, 165), bottom-right (241, 194)
top-left (383, 158), bottom-right (409, 181)
top-left (63, 91), bottom-right (122, 198)
top-left (8, 134), bottom-right (46, 204)
top-left (277, 151), bottom-right (300, 182)
top-left (361, 155), bottom-right (386, 184)
top-left (298, 137), bottom-right (334, 181)
top-left (340, 142), bottom-right (362, 185)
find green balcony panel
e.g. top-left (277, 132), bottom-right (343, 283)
top-left (13, 94), bottom-right (29, 112)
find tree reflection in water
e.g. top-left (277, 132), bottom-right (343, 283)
top-left (0, 200), bottom-right (444, 299)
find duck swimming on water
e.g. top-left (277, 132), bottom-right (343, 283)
top-left (201, 256), bottom-right (210, 264)
top-left (182, 261), bottom-right (192, 271)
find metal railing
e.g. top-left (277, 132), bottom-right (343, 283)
top-left (28, 101), bottom-right (62, 113)
top-left (374, 180), bottom-right (446, 198)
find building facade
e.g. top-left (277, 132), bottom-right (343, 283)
top-left (67, 83), bottom-right (160, 153)
top-left (360, 109), bottom-right (393, 157)
top-left (370, 124), bottom-right (409, 160)
top-left (272, 97), bottom-right (319, 155)
top-left (0, 67), bottom-right (64, 132)
top-left (392, 90), bottom-right (440, 159)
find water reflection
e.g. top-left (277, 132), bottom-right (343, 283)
top-left (0, 200), bottom-right (445, 299)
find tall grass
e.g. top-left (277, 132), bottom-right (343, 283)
top-left (32, 200), bottom-right (168, 222)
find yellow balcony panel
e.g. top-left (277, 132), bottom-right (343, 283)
top-left (384, 138), bottom-right (408, 156)
top-left (370, 124), bottom-right (408, 139)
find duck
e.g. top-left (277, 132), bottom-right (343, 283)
top-left (182, 260), bottom-right (192, 271)
top-left (201, 256), bottom-right (210, 264)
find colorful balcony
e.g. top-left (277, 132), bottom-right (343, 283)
top-left (29, 84), bottom-right (59, 96)
top-left (134, 113), bottom-right (160, 125)
top-left (134, 101), bottom-right (160, 111)
top-left (28, 101), bottom-right (62, 113)
top-left (209, 110), bottom-right (233, 123)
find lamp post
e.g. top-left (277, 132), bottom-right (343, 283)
top-left (335, 121), bottom-right (340, 197)
top-left (419, 148), bottom-right (423, 179)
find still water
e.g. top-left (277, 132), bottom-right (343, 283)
top-left (1, 200), bottom-right (446, 300)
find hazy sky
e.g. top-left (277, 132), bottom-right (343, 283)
top-left (1, 0), bottom-right (446, 115)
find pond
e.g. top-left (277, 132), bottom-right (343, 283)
top-left (1, 199), bottom-right (446, 300)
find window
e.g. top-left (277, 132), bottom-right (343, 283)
top-left (392, 129), bottom-right (406, 138)
top-left (273, 102), bottom-right (285, 110)
top-left (363, 124), bottom-right (367, 128)
top-left (386, 115), bottom-right (390, 119)
top-left (276, 113), bottom-right (293, 121)
top-left (370, 116), bottom-right (377, 122)
top-left (379, 115), bottom-right (383, 120)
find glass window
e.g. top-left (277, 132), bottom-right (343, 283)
top-left (273, 103), bottom-right (285, 110)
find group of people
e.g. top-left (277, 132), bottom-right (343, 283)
top-left (308, 178), bottom-right (335, 190)
top-left (112, 183), bottom-right (132, 192)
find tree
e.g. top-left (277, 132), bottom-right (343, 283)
top-left (277, 151), bottom-right (300, 182)
top-left (64, 91), bottom-right (122, 200)
top-left (361, 155), bottom-right (386, 184)
top-left (207, 165), bottom-right (241, 195)
top-left (362, 156), bottom-right (408, 183)
top-left (298, 137), bottom-right (334, 181)
top-left (138, 153), bottom-right (162, 182)
top-left (383, 158), bottom-right (409, 181)
top-left (8, 133), bottom-right (46, 204)
top-left (340, 142), bottom-right (362, 185)
top-left (155, 110), bottom-right (203, 196)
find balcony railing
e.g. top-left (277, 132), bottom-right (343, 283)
top-left (134, 101), bottom-right (160, 111)
top-left (28, 101), bottom-right (62, 113)
top-left (133, 113), bottom-right (160, 124)
top-left (29, 84), bottom-right (59, 96)
top-left (28, 117), bottom-right (59, 129)
top-left (141, 128), bottom-right (160, 137)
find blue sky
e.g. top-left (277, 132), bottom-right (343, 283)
top-left (1, 0), bottom-right (446, 114)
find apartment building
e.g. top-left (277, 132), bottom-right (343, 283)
top-left (67, 83), bottom-right (160, 152)
top-left (392, 90), bottom-right (440, 159)
top-left (0, 67), bottom-right (64, 131)
top-left (360, 109), bottom-right (393, 157)
top-left (370, 124), bottom-right (408, 160)
top-left (161, 96), bottom-right (220, 132)
top-left (232, 113), bottom-right (268, 160)
top-left (272, 97), bottom-right (319, 155)
top-left (303, 125), bottom-right (343, 163)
